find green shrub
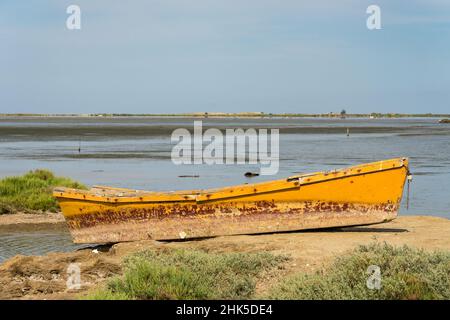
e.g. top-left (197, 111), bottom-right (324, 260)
top-left (88, 248), bottom-right (288, 300)
top-left (0, 169), bottom-right (85, 214)
top-left (268, 243), bottom-right (450, 300)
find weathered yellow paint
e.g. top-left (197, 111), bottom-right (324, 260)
top-left (54, 158), bottom-right (410, 243)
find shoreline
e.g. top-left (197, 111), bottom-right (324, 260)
top-left (0, 215), bottom-right (449, 299)
top-left (0, 212), bottom-right (66, 232)
top-left (1, 211), bottom-right (449, 233)
top-left (0, 211), bottom-right (449, 233)
top-left (1, 113), bottom-right (450, 119)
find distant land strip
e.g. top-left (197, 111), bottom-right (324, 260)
top-left (1, 112), bottom-right (450, 118)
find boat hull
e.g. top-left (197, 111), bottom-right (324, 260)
top-left (54, 158), bottom-right (409, 243)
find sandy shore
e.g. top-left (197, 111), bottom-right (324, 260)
top-left (0, 215), bottom-right (449, 299)
top-left (0, 212), bottom-right (66, 232)
top-left (0, 212), bottom-right (64, 228)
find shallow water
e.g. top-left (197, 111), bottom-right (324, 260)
top-left (0, 230), bottom-right (90, 263)
top-left (0, 116), bottom-right (449, 262)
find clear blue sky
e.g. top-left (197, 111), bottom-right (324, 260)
top-left (1, 1), bottom-right (449, 114)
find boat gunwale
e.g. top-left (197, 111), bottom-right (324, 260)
top-left (53, 158), bottom-right (409, 204)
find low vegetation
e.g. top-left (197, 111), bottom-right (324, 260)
top-left (86, 244), bottom-right (450, 300)
top-left (268, 243), bottom-right (450, 300)
top-left (86, 248), bottom-right (288, 300)
top-left (0, 169), bottom-right (85, 214)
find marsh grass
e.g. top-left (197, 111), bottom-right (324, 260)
top-left (87, 248), bottom-right (288, 300)
top-left (268, 243), bottom-right (450, 300)
top-left (86, 244), bottom-right (450, 300)
top-left (0, 169), bottom-right (85, 214)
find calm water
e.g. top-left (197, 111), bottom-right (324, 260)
top-left (0, 231), bottom-right (89, 263)
top-left (1, 116), bottom-right (449, 262)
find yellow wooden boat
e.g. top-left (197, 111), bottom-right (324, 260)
top-left (54, 158), bottom-right (410, 243)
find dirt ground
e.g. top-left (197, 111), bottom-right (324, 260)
top-left (0, 214), bottom-right (449, 299)
top-left (0, 212), bottom-right (65, 232)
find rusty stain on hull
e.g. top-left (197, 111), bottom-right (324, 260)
top-left (54, 158), bottom-right (410, 243)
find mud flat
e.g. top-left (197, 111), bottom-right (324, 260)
top-left (0, 215), bottom-right (449, 299)
top-left (0, 213), bottom-right (66, 232)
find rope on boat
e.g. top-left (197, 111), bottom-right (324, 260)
top-left (406, 173), bottom-right (413, 210)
